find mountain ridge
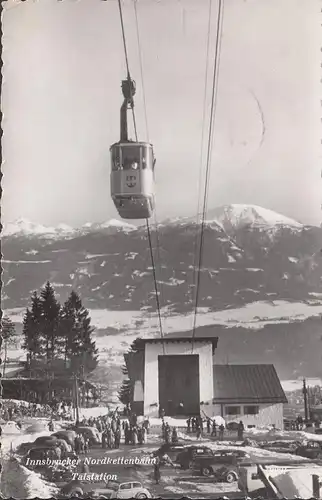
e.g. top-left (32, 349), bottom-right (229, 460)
top-left (2, 205), bottom-right (322, 384)
top-left (2, 204), bottom-right (312, 239)
top-left (2, 204), bottom-right (322, 313)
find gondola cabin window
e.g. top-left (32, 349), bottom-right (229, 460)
top-left (121, 145), bottom-right (141, 170)
top-left (111, 143), bottom-right (154, 172)
top-left (111, 146), bottom-right (121, 171)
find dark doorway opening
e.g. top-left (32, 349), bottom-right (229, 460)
top-left (158, 354), bottom-right (200, 416)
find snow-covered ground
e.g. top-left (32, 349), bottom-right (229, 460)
top-left (246, 426), bottom-right (322, 443)
top-left (1, 457), bottom-right (58, 499)
top-left (281, 378), bottom-right (322, 392)
top-left (6, 299), bottom-right (322, 332)
top-left (5, 299), bottom-right (322, 365)
top-left (0, 424), bottom-right (59, 498)
top-left (0, 405), bottom-right (319, 499)
top-left (78, 406), bottom-right (116, 419)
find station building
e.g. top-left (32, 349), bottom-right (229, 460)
top-left (124, 336), bottom-right (287, 429)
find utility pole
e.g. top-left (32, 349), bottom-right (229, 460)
top-left (74, 374), bottom-right (80, 424)
top-left (312, 474), bottom-right (322, 499)
top-left (303, 378), bottom-right (309, 421)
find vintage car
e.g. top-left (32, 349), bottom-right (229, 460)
top-left (74, 426), bottom-right (101, 445)
top-left (175, 445), bottom-right (215, 468)
top-left (151, 443), bottom-right (186, 463)
top-left (89, 480), bottom-right (152, 499)
top-left (294, 440), bottom-right (322, 459)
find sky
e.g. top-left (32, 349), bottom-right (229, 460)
top-left (2, 0), bottom-right (321, 227)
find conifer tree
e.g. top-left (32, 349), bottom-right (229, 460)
top-left (118, 337), bottom-right (144, 407)
top-left (30, 292), bottom-right (44, 356)
top-left (40, 281), bottom-right (61, 360)
top-left (21, 296), bottom-right (43, 363)
top-left (63, 291), bottom-right (98, 376)
top-left (59, 296), bottom-right (77, 365)
top-left (21, 283), bottom-right (98, 384)
top-left (118, 378), bottom-right (133, 407)
top-left (1, 316), bottom-right (16, 377)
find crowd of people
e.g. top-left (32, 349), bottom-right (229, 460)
top-left (0, 399), bottom-right (74, 421)
top-left (78, 411), bottom-right (151, 449)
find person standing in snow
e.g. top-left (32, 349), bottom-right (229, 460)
top-left (83, 438), bottom-right (89, 455)
top-left (143, 417), bottom-right (150, 435)
top-left (237, 421), bottom-right (244, 440)
top-left (219, 424), bottom-right (225, 440)
top-left (153, 456), bottom-right (161, 484)
top-left (171, 427), bottom-right (178, 444)
top-left (142, 425), bottom-right (147, 444)
top-left (114, 427), bottom-right (121, 448)
top-left (81, 460), bottom-right (90, 474)
top-left (164, 423), bottom-right (171, 444)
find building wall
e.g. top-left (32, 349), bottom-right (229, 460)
top-left (144, 341), bottom-right (213, 416)
top-left (200, 401), bottom-right (284, 429)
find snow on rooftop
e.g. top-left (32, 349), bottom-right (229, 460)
top-left (264, 465), bottom-right (322, 499)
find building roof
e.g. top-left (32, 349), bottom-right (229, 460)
top-left (141, 336), bottom-right (218, 354)
top-left (213, 364), bottom-right (288, 404)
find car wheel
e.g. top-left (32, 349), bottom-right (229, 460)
top-left (136, 494), bottom-right (148, 499)
top-left (69, 489), bottom-right (83, 498)
top-left (201, 466), bottom-right (213, 477)
top-left (226, 471), bottom-right (238, 483)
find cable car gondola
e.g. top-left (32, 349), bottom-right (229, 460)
top-left (110, 78), bottom-right (156, 220)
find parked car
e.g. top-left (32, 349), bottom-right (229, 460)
top-left (176, 446), bottom-right (249, 470)
top-left (152, 443), bottom-right (186, 463)
top-left (295, 441), bottom-right (322, 459)
top-left (59, 480), bottom-right (85, 498)
top-left (24, 446), bottom-right (62, 468)
top-left (2, 421), bottom-right (21, 432)
top-left (176, 446), bottom-right (215, 469)
top-left (199, 463), bottom-right (239, 483)
top-left (53, 430), bottom-right (77, 447)
top-left (260, 440), bottom-right (299, 454)
top-left (34, 435), bottom-right (60, 447)
top-left (226, 422), bottom-right (239, 431)
top-left (89, 480), bottom-right (152, 499)
top-left (74, 426), bottom-right (101, 445)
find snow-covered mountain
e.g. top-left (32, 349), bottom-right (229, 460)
top-left (3, 218), bottom-right (58, 237)
top-left (2, 204), bottom-right (321, 311)
top-left (2, 204), bottom-right (322, 381)
top-left (79, 220), bottom-right (137, 233)
top-left (208, 204), bottom-right (303, 233)
top-left (2, 218), bottom-right (137, 238)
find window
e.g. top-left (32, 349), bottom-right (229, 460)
top-left (119, 483), bottom-right (132, 490)
top-left (244, 405), bottom-right (259, 415)
top-left (225, 406), bottom-right (241, 416)
top-left (308, 442), bottom-right (320, 449)
top-left (111, 147), bottom-right (121, 171)
top-left (121, 146), bottom-right (141, 170)
top-left (141, 146), bottom-right (153, 170)
top-left (132, 483), bottom-right (142, 489)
